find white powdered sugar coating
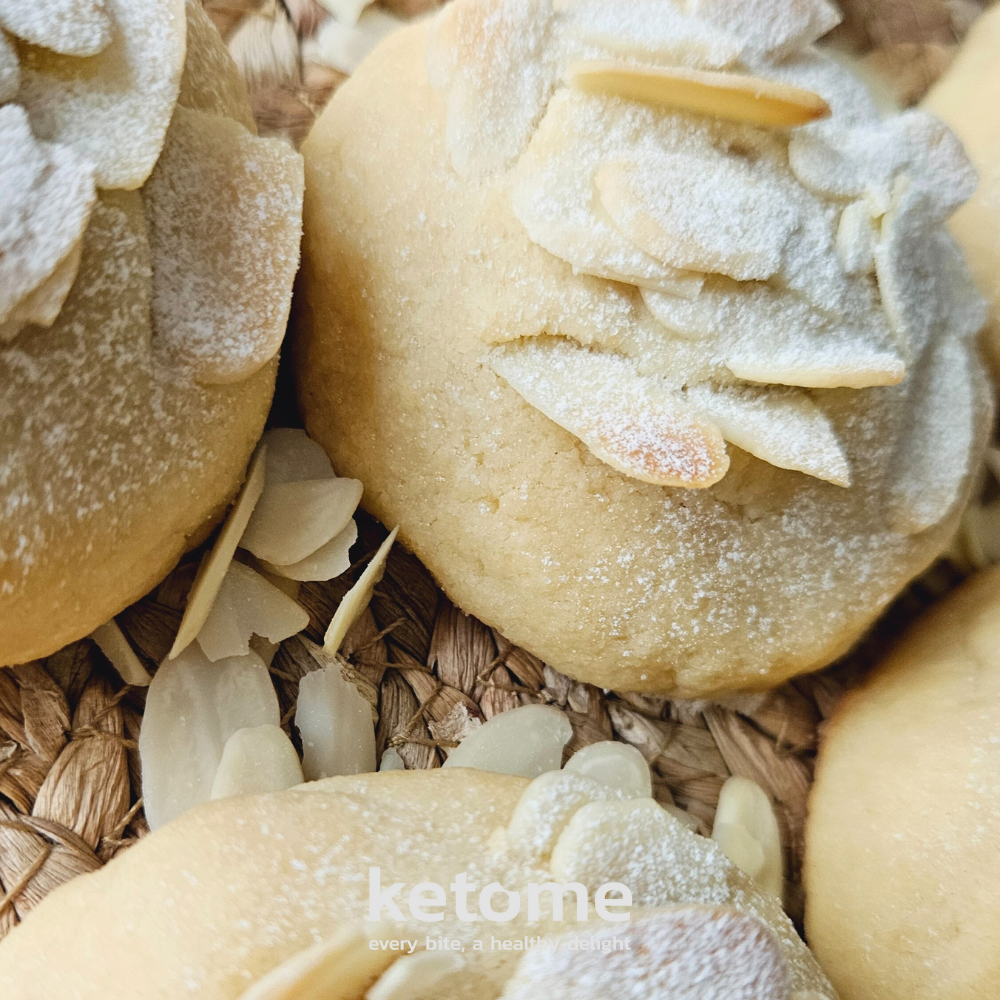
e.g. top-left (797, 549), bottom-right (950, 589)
top-left (0, 0), bottom-right (113, 58)
top-left (0, 28), bottom-right (19, 101)
top-left (15, 0), bottom-right (186, 189)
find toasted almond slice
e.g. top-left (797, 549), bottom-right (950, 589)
top-left (687, 383), bottom-right (851, 487)
top-left (323, 527), bottom-right (398, 653)
top-left (712, 776), bottom-right (784, 899)
top-left (209, 724), bottom-right (303, 800)
top-left (568, 60), bottom-right (830, 129)
top-left (0, 0), bottom-right (112, 57)
top-left (0, 28), bottom-right (19, 102)
top-left (499, 906), bottom-right (789, 1000)
top-left (241, 478), bottom-right (364, 566)
top-left (16, 0), bottom-right (186, 189)
top-left (169, 445), bottom-right (267, 660)
top-left (240, 925), bottom-right (398, 1000)
top-left (490, 338), bottom-right (729, 488)
top-left (90, 619), bottom-right (152, 687)
top-left (195, 561), bottom-right (309, 662)
top-left (262, 519), bottom-right (358, 582)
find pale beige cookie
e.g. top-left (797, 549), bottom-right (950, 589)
top-left (295, 15), bottom-right (989, 695)
top-left (806, 566), bottom-right (1000, 1000)
top-left (0, 768), bottom-right (836, 1000)
top-left (14, 0), bottom-right (186, 189)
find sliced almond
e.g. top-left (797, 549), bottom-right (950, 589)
top-left (367, 952), bottom-right (465, 1000)
top-left (209, 724), bottom-right (304, 800)
top-left (712, 776), bottom-right (784, 899)
top-left (564, 740), bottom-right (652, 798)
top-left (263, 520), bottom-right (358, 583)
top-left (195, 561), bottom-right (309, 663)
top-left (143, 106), bottom-right (304, 384)
top-left (378, 747), bottom-right (406, 772)
top-left (139, 646), bottom-right (279, 829)
top-left (90, 619), bottom-right (152, 687)
top-left (835, 199), bottom-right (877, 276)
top-left (323, 527), bottom-right (398, 653)
top-left (498, 906), bottom-right (789, 1000)
top-left (442, 703), bottom-right (572, 777)
top-left (0, 104), bottom-right (96, 337)
top-left (295, 644), bottom-right (377, 779)
top-left (242, 478), bottom-right (364, 567)
top-left (169, 445), bottom-right (267, 660)
top-left (240, 925), bottom-right (398, 1000)
top-left (687, 383), bottom-right (851, 487)
top-left (316, 0), bottom-right (376, 27)
top-left (0, 0), bottom-right (112, 57)
top-left (262, 427), bottom-right (337, 483)
top-left (15, 0), bottom-right (186, 189)
top-left (306, 7), bottom-right (403, 77)
top-left (568, 60), bottom-right (830, 129)
top-left (490, 338), bottom-right (729, 488)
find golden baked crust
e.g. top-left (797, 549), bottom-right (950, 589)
top-left (294, 19), bottom-right (990, 696)
top-left (0, 0), bottom-right (301, 667)
top-left (0, 768), bottom-right (835, 999)
top-left (805, 565), bottom-right (1000, 1000)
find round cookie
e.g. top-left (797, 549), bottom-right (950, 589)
top-left (294, 0), bottom-right (990, 696)
top-left (0, 767), bottom-right (836, 999)
top-left (805, 565), bottom-right (1000, 1000)
top-left (0, 0), bottom-right (303, 666)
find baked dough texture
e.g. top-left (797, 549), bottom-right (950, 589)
top-left (0, 0), bottom-right (303, 666)
top-left (295, 1), bottom-right (991, 696)
top-left (0, 768), bottom-right (836, 999)
top-left (805, 564), bottom-right (1000, 1000)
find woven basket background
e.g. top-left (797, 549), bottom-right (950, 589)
top-left (0, 0), bottom-right (992, 941)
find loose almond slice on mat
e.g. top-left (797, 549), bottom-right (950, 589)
top-left (712, 777), bottom-right (784, 899)
top-left (564, 740), bottom-right (652, 798)
top-left (0, 28), bottom-right (20, 102)
top-left (90, 620), bottom-right (152, 687)
top-left (15, 0), bottom-right (186, 189)
top-left (240, 925), bottom-right (399, 1000)
top-left (0, 105), bottom-right (96, 339)
top-left (263, 520), bottom-right (358, 583)
top-left (209, 724), bottom-right (304, 800)
top-left (295, 642), bottom-right (377, 778)
top-left (510, 90), bottom-right (705, 297)
top-left (323, 527), bottom-right (398, 652)
top-left (139, 646), bottom-right (279, 829)
top-left (427, 0), bottom-right (556, 176)
top-left (568, 60), bottom-right (830, 129)
top-left (143, 106), bottom-right (304, 384)
top-left (442, 703), bottom-right (573, 777)
top-left (169, 446), bottom-right (267, 659)
top-left (0, 0), bottom-right (112, 57)
top-left (263, 427), bottom-right (338, 482)
top-left (686, 383), bottom-right (850, 487)
top-left (195, 560), bottom-right (309, 662)
top-left (595, 153), bottom-right (799, 281)
top-left (498, 906), bottom-right (789, 1000)
top-left (490, 338), bottom-right (730, 488)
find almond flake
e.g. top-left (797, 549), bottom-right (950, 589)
top-left (295, 646), bottom-right (377, 779)
top-left (169, 445), bottom-right (267, 660)
top-left (139, 646), bottom-right (279, 829)
top-left (564, 740), bottom-right (652, 798)
top-left (499, 906), bottom-right (789, 1000)
top-left (490, 338), bottom-right (730, 488)
top-left (379, 747), bottom-right (405, 771)
top-left (442, 703), bottom-right (572, 777)
top-left (195, 561), bottom-right (309, 663)
top-left (143, 106), bottom-right (304, 384)
top-left (316, 0), bottom-right (376, 27)
top-left (427, 0), bottom-right (556, 176)
top-left (835, 200), bottom-right (877, 277)
top-left (568, 60), bottom-right (830, 129)
top-left (323, 527), bottom-right (398, 654)
top-left (0, 0), bottom-right (112, 57)
top-left (240, 925), bottom-right (398, 1000)
top-left (263, 520), bottom-right (358, 583)
top-left (712, 776), bottom-right (784, 899)
top-left (0, 105), bottom-right (96, 339)
top-left (90, 619), bottom-right (152, 687)
top-left (15, 0), bottom-right (186, 189)
top-left (262, 427), bottom-right (338, 483)
top-left (209, 724), bottom-right (304, 800)
top-left (367, 952), bottom-right (465, 1000)
top-left (306, 6), bottom-right (403, 77)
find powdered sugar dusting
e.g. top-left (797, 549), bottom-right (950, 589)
top-left (0, 0), bottom-right (113, 58)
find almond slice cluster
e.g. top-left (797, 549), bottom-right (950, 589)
top-left (429, 0), bottom-right (983, 506)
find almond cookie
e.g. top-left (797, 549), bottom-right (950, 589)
top-left (295, 0), bottom-right (990, 695)
top-left (0, 0), bottom-right (303, 667)
top-left (0, 767), bottom-right (836, 1000)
